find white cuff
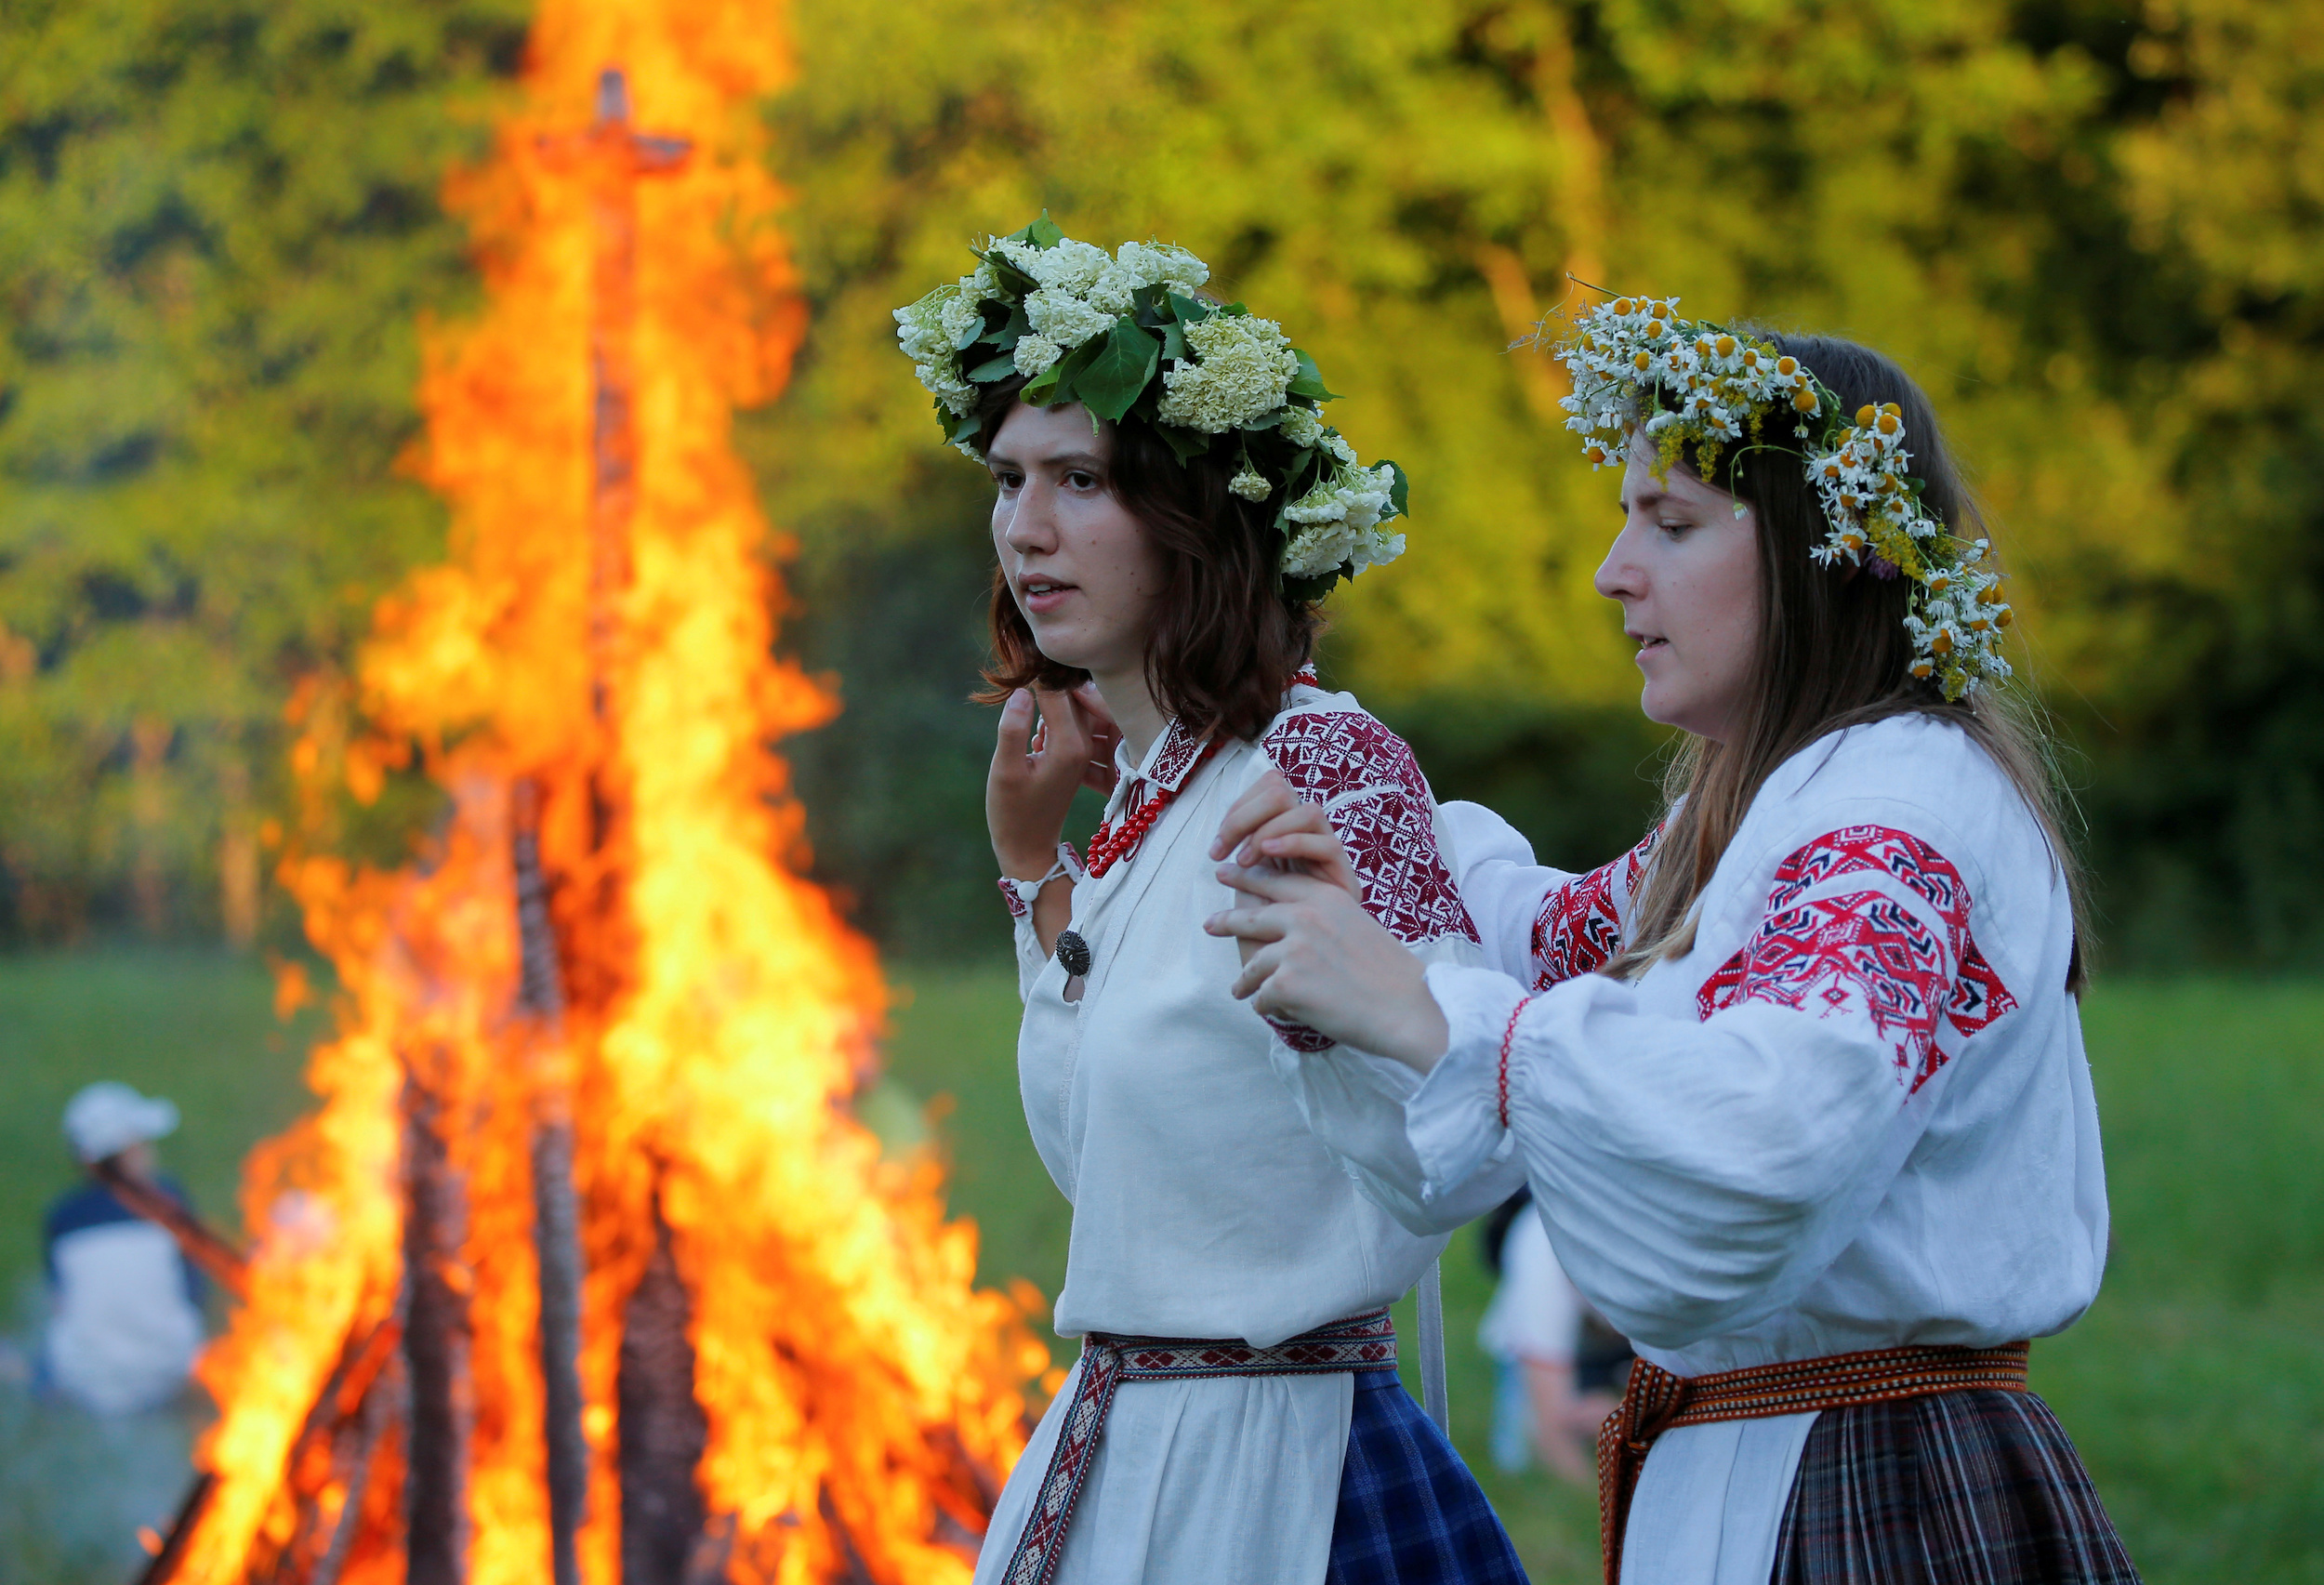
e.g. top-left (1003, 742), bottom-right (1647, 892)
top-left (997, 842), bottom-right (1086, 919)
top-left (1408, 963), bottom-right (1534, 1200)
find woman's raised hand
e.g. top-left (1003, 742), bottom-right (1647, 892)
top-left (1204, 862), bottom-right (1451, 1073)
top-left (1208, 771), bottom-right (1362, 899)
top-left (988, 686), bottom-right (1116, 878)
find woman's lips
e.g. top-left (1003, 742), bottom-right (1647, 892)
top-left (1022, 580), bottom-right (1076, 615)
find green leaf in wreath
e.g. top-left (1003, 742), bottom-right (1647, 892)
top-left (1023, 212), bottom-right (1065, 248)
top-left (1168, 292), bottom-right (1212, 324)
top-left (1158, 423), bottom-right (1211, 464)
top-left (1280, 567), bottom-right (1347, 602)
top-left (1287, 349), bottom-right (1340, 402)
top-left (1019, 363), bottom-right (1063, 405)
top-left (1158, 320), bottom-right (1187, 363)
top-left (1072, 318), bottom-right (1162, 423)
top-left (980, 302), bottom-right (1030, 347)
top-left (1383, 460), bottom-right (1409, 518)
top-left (967, 352), bottom-right (1019, 382)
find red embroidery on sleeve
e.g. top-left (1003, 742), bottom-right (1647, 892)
top-left (1498, 997), bottom-right (1535, 1127)
top-left (1259, 710), bottom-right (1477, 1052)
top-left (1261, 712), bottom-right (1477, 946)
top-left (1530, 821), bottom-right (1661, 990)
top-left (1531, 865), bottom-right (1622, 989)
top-left (1696, 826), bottom-right (2015, 1092)
top-left (997, 877), bottom-right (1030, 921)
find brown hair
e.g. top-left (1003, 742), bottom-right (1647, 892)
top-left (972, 374), bottom-right (1324, 744)
top-left (1609, 332), bottom-right (2089, 992)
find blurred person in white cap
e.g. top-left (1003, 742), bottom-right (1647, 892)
top-left (40, 1082), bottom-right (206, 1415)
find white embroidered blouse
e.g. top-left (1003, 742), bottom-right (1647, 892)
top-left (1268, 713), bottom-right (2111, 1584)
top-left (975, 681), bottom-right (1486, 1585)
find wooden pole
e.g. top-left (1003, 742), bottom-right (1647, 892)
top-left (86, 1156), bottom-right (246, 1298)
top-left (617, 1205), bottom-right (709, 1585)
top-left (512, 779), bottom-right (590, 1585)
top-left (401, 1071), bottom-right (472, 1585)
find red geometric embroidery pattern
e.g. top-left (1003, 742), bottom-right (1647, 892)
top-left (1696, 826), bottom-right (2015, 1093)
top-left (1142, 714), bottom-right (1213, 791)
top-left (998, 1309), bottom-right (1396, 1585)
top-left (1530, 824), bottom-right (1660, 990)
top-left (1532, 863), bottom-right (1623, 990)
top-left (1260, 709), bottom-right (1477, 1052)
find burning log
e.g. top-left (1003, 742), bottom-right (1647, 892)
top-left (512, 780), bottom-right (590, 1585)
top-left (617, 1206), bottom-right (708, 1585)
top-left (134, 1474), bottom-right (217, 1585)
top-left (306, 1364), bottom-right (400, 1585)
top-left (401, 1069), bottom-right (474, 1585)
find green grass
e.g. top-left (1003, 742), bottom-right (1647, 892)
top-left (0, 951), bottom-right (2317, 1581)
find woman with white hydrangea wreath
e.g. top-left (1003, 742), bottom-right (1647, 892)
top-left (896, 218), bottom-right (1528, 1584)
top-left (1208, 307), bottom-right (2142, 1584)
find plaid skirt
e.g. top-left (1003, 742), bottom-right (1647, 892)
top-left (1327, 1369), bottom-right (1530, 1585)
top-left (1772, 1389), bottom-right (2141, 1583)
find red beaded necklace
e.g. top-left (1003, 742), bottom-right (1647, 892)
top-left (1084, 736), bottom-right (1222, 878)
top-left (1080, 674), bottom-right (1316, 881)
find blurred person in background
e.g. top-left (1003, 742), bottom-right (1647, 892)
top-left (41, 1082), bottom-right (205, 1416)
top-left (1477, 1187), bottom-right (1631, 1483)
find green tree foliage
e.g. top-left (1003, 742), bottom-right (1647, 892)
top-left (2, 0), bottom-right (2319, 966)
top-left (0, 0), bottom-right (523, 940)
top-left (759, 0), bottom-right (2324, 964)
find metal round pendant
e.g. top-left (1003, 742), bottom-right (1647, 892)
top-left (1055, 929), bottom-right (1093, 978)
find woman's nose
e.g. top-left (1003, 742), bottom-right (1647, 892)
top-left (1594, 521), bottom-right (1645, 602)
top-left (1002, 482), bottom-right (1058, 553)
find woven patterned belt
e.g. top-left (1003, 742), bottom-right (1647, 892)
top-left (1596, 1341), bottom-right (2031, 1585)
top-left (1001, 1307), bottom-right (1398, 1585)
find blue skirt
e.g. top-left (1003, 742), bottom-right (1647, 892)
top-left (1328, 1369), bottom-right (1531, 1584)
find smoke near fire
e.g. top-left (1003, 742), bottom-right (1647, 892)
top-left (165, 4), bottom-right (1044, 1581)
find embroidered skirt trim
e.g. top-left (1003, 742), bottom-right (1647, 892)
top-left (1597, 1341), bottom-right (2032, 1585)
top-left (1001, 1308), bottom-right (1399, 1585)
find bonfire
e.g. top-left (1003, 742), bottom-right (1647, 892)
top-left (137, 6), bottom-right (1042, 1582)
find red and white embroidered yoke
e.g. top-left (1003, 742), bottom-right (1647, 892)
top-left (982, 680), bottom-right (1483, 1585)
top-left (1265, 714), bottom-right (2110, 1585)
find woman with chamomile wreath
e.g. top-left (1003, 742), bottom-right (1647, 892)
top-left (1209, 301), bottom-right (2141, 1583)
top-left (893, 219), bottom-right (1527, 1584)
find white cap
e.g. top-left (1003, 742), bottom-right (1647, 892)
top-left (62, 1082), bottom-right (179, 1164)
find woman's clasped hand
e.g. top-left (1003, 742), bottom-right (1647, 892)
top-left (1203, 770), bottom-right (1450, 1071)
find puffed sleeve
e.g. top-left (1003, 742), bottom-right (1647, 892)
top-left (1250, 710), bottom-right (1483, 1051)
top-left (1264, 793), bottom-right (1679, 1232)
top-left (1409, 815), bottom-right (2005, 1350)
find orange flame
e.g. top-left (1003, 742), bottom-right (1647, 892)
top-left (178, 5), bottom-right (1040, 1581)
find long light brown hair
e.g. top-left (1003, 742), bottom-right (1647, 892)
top-left (1607, 332), bottom-right (2088, 992)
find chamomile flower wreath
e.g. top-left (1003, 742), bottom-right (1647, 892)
top-left (893, 216), bottom-right (1410, 597)
top-left (1552, 295), bottom-right (2014, 700)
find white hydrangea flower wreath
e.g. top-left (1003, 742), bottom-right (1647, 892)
top-left (1552, 294), bottom-right (2014, 701)
top-left (894, 215), bottom-right (1409, 595)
